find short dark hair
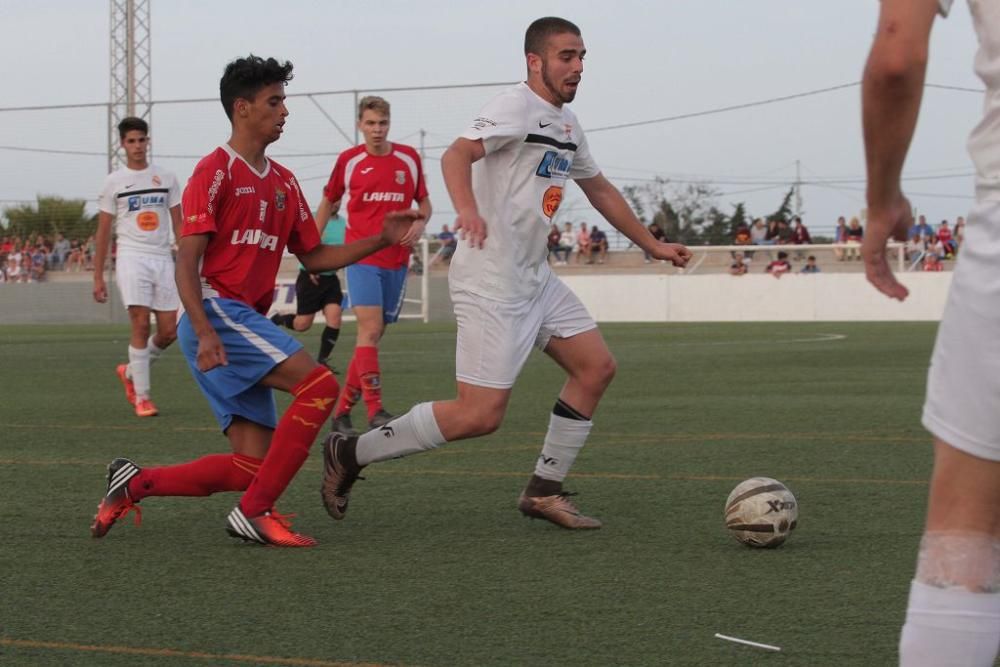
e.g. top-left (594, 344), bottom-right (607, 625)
top-left (524, 17), bottom-right (581, 57)
top-left (778, 251), bottom-right (789, 260)
top-left (117, 117), bottom-right (148, 139)
top-left (219, 55), bottom-right (294, 121)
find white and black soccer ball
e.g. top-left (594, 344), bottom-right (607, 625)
top-left (724, 477), bottom-right (798, 548)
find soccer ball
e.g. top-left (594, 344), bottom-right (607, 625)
top-left (724, 477), bottom-right (798, 548)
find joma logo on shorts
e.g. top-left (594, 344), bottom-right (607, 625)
top-left (230, 228), bottom-right (278, 252)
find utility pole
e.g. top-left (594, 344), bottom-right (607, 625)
top-left (108, 0), bottom-right (152, 172)
top-left (794, 159), bottom-right (803, 218)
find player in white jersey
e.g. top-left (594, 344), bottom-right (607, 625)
top-left (94, 117), bottom-right (182, 418)
top-left (862, 2), bottom-right (1000, 665)
top-left (319, 17), bottom-right (691, 530)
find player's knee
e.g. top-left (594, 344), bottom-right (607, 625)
top-left (461, 403), bottom-right (505, 437)
top-left (581, 353), bottom-right (616, 391)
top-left (292, 319), bottom-right (312, 332)
top-left (157, 327), bottom-right (178, 345)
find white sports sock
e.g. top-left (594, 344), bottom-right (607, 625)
top-left (899, 580), bottom-right (1000, 666)
top-left (147, 335), bottom-right (165, 365)
top-left (356, 402), bottom-right (446, 466)
top-left (128, 345), bottom-right (151, 399)
top-left (533, 412), bottom-right (593, 482)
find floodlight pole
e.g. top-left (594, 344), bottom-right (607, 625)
top-left (109, 0), bottom-right (152, 172)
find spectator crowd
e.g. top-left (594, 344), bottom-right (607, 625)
top-left (0, 233), bottom-right (99, 283)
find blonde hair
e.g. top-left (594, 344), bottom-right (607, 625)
top-left (358, 95), bottom-right (390, 119)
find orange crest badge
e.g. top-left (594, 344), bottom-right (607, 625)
top-left (136, 211), bottom-right (159, 231)
top-left (542, 185), bottom-right (563, 219)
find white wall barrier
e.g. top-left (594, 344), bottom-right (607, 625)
top-left (560, 272), bottom-right (952, 322)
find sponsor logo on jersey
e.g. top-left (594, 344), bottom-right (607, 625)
top-left (127, 193), bottom-right (167, 212)
top-left (275, 188), bottom-right (286, 211)
top-left (234, 186), bottom-right (255, 197)
top-left (151, 175), bottom-right (162, 186)
top-left (136, 211), bottom-right (159, 231)
top-left (207, 169), bottom-right (225, 214)
top-left (361, 192), bottom-right (406, 203)
top-left (535, 151), bottom-right (572, 179)
top-left (542, 185), bottom-right (563, 218)
top-left (395, 170), bottom-right (406, 185)
top-left (230, 228), bottom-right (279, 252)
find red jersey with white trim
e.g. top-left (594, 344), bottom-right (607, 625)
top-left (322, 142), bottom-right (428, 269)
top-left (182, 145), bottom-right (320, 314)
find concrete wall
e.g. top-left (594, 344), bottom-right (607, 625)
top-left (560, 272), bottom-right (952, 322)
top-left (0, 272), bottom-right (950, 325)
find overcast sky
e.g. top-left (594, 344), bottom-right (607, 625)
top-left (0, 1), bottom-right (984, 236)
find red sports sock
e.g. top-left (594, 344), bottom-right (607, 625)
top-left (334, 356), bottom-right (362, 418)
top-left (355, 345), bottom-right (383, 420)
top-left (239, 365), bottom-right (339, 518)
top-left (127, 453), bottom-right (262, 501)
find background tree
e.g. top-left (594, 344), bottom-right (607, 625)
top-left (3, 196), bottom-right (97, 241)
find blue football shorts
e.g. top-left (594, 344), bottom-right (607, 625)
top-left (178, 297), bottom-right (302, 431)
top-left (342, 264), bottom-right (408, 324)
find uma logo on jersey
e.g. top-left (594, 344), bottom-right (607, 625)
top-left (362, 192), bottom-right (406, 203)
top-left (535, 151), bottom-right (572, 179)
top-left (230, 228), bottom-right (278, 252)
top-left (127, 194), bottom-right (166, 212)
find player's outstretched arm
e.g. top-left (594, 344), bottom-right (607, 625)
top-left (442, 137), bottom-right (487, 249)
top-left (92, 212), bottom-right (114, 303)
top-left (175, 234), bottom-right (227, 371)
top-left (576, 173), bottom-right (692, 268)
top-left (861, 0), bottom-right (938, 301)
top-left (298, 209), bottom-right (425, 273)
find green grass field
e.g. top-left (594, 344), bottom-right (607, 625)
top-left (0, 321), bottom-right (941, 666)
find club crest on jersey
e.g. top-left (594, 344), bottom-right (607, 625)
top-left (564, 124), bottom-right (573, 138)
top-left (542, 185), bottom-right (563, 219)
top-left (395, 170), bottom-right (406, 185)
top-left (275, 188), bottom-right (287, 211)
top-left (152, 175), bottom-right (162, 186)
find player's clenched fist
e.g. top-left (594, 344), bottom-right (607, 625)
top-left (379, 209), bottom-right (425, 245)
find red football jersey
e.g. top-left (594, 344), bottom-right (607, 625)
top-left (322, 142), bottom-right (428, 269)
top-left (182, 145), bottom-right (320, 314)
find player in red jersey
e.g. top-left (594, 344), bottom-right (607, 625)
top-left (315, 96), bottom-right (432, 435)
top-left (89, 55), bottom-right (420, 547)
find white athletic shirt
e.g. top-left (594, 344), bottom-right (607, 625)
top-left (449, 82), bottom-right (600, 302)
top-left (940, 0), bottom-right (1000, 199)
top-left (98, 164), bottom-right (181, 257)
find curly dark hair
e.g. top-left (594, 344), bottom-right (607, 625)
top-left (219, 55), bottom-right (294, 120)
top-left (117, 116), bottom-right (148, 139)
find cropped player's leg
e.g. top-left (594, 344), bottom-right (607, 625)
top-left (901, 237), bottom-right (1000, 666)
top-left (125, 304), bottom-right (158, 416)
top-left (899, 440), bottom-right (1000, 667)
top-left (353, 305), bottom-right (388, 426)
top-left (238, 352), bottom-right (338, 518)
top-left (149, 309), bottom-right (178, 361)
top-left (316, 301), bottom-right (343, 369)
top-left (512, 328), bottom-right (615, 529)
top-left (320, 383), bottom-right (508, 520)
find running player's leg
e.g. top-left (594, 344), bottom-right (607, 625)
top-left (335, 265), bottom-right (388, 427)
top-left (125, 304), bottom-right (155, 414)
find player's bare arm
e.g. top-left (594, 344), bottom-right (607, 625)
top-left (441, 137), bottom-right (487, 248)
top-left (175, 234), bottom-right (227, 371)
top-left (92, 211), bottom-right (114, 303)
top-left (299, 209), bottom-right (424, 273)
top-left (576, 172), bottom-right (692, 267)
top-left (314, 195), bottom-right (341, 235)
top-left (861, 0), bottom-right (938, 301)
top-left (169, 205), bottom-right (183, 244)
top-left (399, 197), bottom-right (432, 247)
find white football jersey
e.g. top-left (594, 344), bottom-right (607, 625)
top-left (939, 0), bottom-right (1000, 199)
top-left (98, 164), bottom-right (181, 257)
top-left (448, 83), bottom-right (600, 302)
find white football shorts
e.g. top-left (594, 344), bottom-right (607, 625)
top-left (923, 199), bottom-right (1000, 461)
top-left (114, 252), bottom-right (179, 311)
top-left (451, 272), bottom-right (597, 389)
